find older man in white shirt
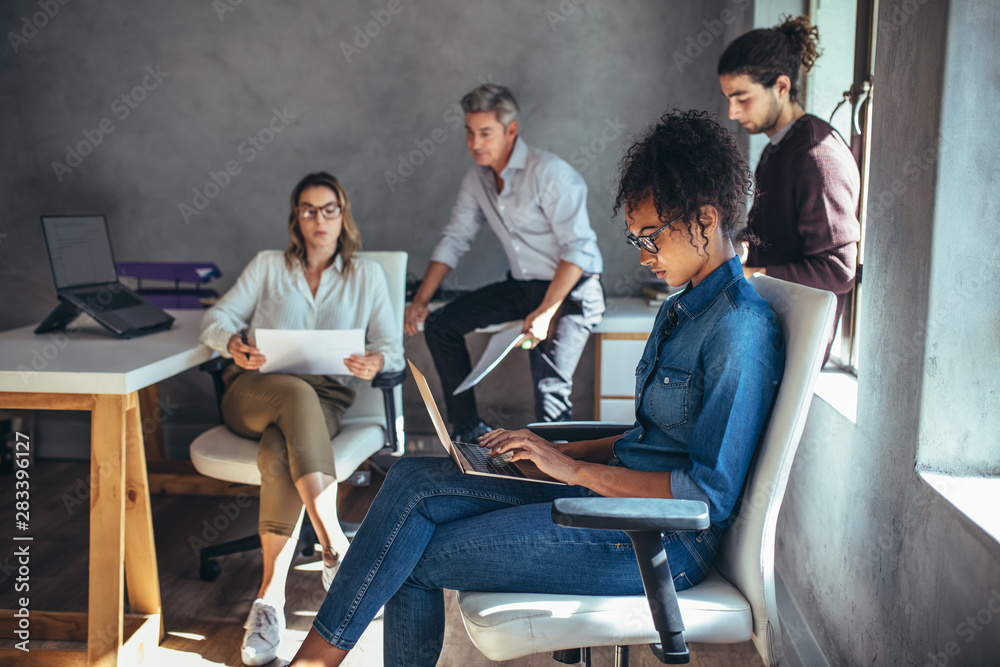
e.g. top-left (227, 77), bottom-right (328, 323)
top-left (404, 84), bottom-right (605, 442)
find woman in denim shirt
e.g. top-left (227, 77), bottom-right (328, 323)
top-left (290, 110), bottom-right (785, 667)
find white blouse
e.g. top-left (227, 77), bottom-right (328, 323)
top-left (199, 250), bottom-right (404, 372)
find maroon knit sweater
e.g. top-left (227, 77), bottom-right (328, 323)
top-left (747, 114), bottom-right (861, 357)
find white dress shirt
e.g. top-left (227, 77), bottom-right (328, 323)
top-left (430, 137), bottom-right (603, 280)
top-left (199, 250), bottom-right (403, 372)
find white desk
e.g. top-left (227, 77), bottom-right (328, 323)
top-left (0, 310), bottom-right (212, 667)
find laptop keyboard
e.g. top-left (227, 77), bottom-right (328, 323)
top-left (454, 441), bottom-right (528, 478)
top-left (74, 289), bottom-right (144, 311)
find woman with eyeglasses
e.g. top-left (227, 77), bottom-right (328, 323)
top-left (289, 111), bottom-right (785, 667)
top-left (198, 172), bottom-right (402, 666)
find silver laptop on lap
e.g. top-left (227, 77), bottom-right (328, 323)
top-left (408, 359), bottom-right (565, 485)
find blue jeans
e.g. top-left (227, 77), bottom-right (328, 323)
top-left (312, 457), bottom-right (722, 666)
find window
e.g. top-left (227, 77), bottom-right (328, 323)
top-left (805, 0), bottom-right (877, 372)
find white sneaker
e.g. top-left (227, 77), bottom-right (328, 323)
top-left (241, 598), bottom-right (283, 666)
top-left (322, 558), bottom-right (339, 591)
top-left (322, 546), bottom-right (341, 591)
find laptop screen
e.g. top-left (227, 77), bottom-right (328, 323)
top-left (41, 215), bottom-right (118, 289)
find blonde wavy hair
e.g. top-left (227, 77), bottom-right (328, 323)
top-left (284, 172), bottom-right (362, 272)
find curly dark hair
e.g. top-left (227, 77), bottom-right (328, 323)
top-left (717, 15), bottom-right (821, 103)
top-left (613, 109), bottom-right (753, 250)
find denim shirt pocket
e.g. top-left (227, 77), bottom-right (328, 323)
top-left (648, 364), bottom-right (692, 431)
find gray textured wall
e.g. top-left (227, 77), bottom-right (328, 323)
top-left (776, 0), bottom-right (1000, 664)
top-left (1, 0), bottom-right (751, 331)
top-left (1, 0), bottom-right (752, 450)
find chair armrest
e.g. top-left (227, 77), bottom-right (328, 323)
top-left (372, 368), bottom-right (407, 455)
top-left (551, 497), bottom-right (709, 532)
top-left (197, 356), bottom-right (232, 421)
top-left (551, 496), bottom-right (709, 664)
top-left (198, 356), bottom-right (232, 375)
top-left (371, 369), bottom-right (406, 389)
top-left (527, 421), bottom-right (634, 442)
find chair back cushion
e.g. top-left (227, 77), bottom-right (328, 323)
top-left (714, 275), bottom-right (836, 665)
top-left (346, 251), bottom-right (407, 421)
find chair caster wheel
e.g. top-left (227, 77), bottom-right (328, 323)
top-left (199, 559), bottom-right (221, 581)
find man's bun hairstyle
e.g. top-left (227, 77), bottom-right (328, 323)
top-left (718, 15), bottom-right (821, 103)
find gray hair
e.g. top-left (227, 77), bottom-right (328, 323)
top-left (460, 84), bottom-right (519, 127)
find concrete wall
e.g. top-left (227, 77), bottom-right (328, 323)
top-left (0, 1), bottom-right (752, 453)
top-left (776, 0), bottom-right (1000, 664)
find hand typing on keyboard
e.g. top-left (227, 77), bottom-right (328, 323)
top-left (478, 428), bottom-right (583, 486)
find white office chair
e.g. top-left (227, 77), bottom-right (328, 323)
top-left (188, 251), bottom-right (408, 580)
top-left (457, 275), bottom-right (836, 666)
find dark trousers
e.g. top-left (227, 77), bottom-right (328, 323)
top-left (424, 273), bottom-right (605, 426)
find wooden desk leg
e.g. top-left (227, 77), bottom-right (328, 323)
top-left (90, 394), bottom-right (127, 667)
top-left (137, 384), bottom-right (166, 467)
top-left (124, 393), bottom-right (164, 640)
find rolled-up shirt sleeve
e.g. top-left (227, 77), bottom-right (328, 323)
top-left (430, 168), bottom-right (487, 270)
top-left (198, 253), bottom-right (264, 357)
top-left (670, 313), bottom-right (784, 522)
top-left (538, 161), bottom-right (603, 274)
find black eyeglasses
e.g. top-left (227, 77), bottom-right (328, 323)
top-left (297, 204), bottom-right (342, 221)
top-left (625, 212), bottom-right (686, 253)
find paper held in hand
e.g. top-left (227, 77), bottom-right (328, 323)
top-left (256, 328), bottom-right (365, 375)
top-left (453, 324), bottom-right (529, 395)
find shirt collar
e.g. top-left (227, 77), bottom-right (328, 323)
top-left (674, 256), bottom-right (743, 319)
top-left (298, 251), bottom-right (344, 276)
top-left (768, 118), bottom-right (796, 146)
top-left (499, 135), bottom-right (528, 175)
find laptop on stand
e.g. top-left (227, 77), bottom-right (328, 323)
top-left (35, 214), bottom-right (174, 338)
top-left (408, 359), bottom-right (565, 485)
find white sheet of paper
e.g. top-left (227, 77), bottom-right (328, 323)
top-left (256, 328), bottom-right (365, 375)
top-left (453, 325), bottom-right (529, 395)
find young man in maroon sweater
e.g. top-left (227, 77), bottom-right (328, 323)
top-left (718, 15), bottom-right (861, 362)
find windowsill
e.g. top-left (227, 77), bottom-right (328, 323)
top-left (812, 367), bottom-right (858, 424)
top-left (919, 471), bottom-right (1000, 544)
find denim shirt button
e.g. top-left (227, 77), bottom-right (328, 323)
top-left (663, 376), bottom-right (670, 384)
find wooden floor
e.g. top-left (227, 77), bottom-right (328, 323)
top-left (0, 458), bottom-right (763, 666)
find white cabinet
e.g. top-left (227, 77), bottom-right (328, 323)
top-left (593, 333), bottom-right (649, 420)
top-left (592, 298), bottom-right (659, 420)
